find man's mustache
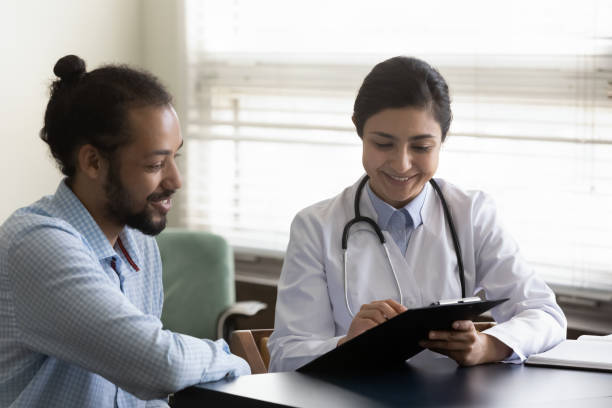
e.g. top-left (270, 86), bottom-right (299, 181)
top-left (147, 190), bottom-right (175, 202)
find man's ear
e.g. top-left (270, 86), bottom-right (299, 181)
top-left (77, 144), bottom-right (107, 180)
top-left (351, 115), bottom-right (357, 127)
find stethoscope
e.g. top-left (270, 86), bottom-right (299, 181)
top-left (341, 175), bottom-right (466, 317)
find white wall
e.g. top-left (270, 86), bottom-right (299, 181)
top-left (0, 0), bottom-right (143, 222)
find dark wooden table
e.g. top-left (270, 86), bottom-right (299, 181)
top-left (174, 351), bottom-right (612, 407)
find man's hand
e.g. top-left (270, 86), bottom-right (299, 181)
top-left (337, 299), bottom-right (407, 346)
top-left (418, 321), bottom-right (512, 366)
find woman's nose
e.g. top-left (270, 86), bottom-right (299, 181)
top-left (392, 148), bottom-right (412, 173)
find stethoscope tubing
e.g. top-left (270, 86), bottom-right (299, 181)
top-left (428, 178), bottom-right (466, 298)
top-left (342, 175), bottom-right (465, 318)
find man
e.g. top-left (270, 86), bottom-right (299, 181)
top-left (0, 55), bottom-right (249, 408)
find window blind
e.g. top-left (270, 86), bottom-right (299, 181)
top-left (182, 0), bottom-right (612, 292)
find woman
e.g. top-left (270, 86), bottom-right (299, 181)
top-left (267, 56), bottom-right (566, 372)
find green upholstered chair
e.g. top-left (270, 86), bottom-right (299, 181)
top-left (156, 228), bottom-right (266, 341)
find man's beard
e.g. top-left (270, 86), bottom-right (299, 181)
top-left (103, 164), bottom-right (173, 236)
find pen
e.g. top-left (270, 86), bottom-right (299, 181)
top-left (431, 296), bottom-right (481, 306)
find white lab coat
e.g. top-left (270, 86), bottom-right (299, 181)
top-left (268, 176), bottom-right (567, 372)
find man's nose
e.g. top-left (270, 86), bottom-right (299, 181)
top-left (163, 159), bottom-right (182, 191)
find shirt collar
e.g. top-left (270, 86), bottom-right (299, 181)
top-left (365, 180), bottom-right (429, 230)
top-left (117, 228), bottom-right (142, 271)
top-left (51, 180), bottom-right (141, 269)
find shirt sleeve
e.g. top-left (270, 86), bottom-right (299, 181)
top-left (145, 398), bottom-right (170, 407)
top-left (7, 223), bottom-right (250, 401)
top-left (470, 192), bottom-right (567, 361)
top-left (268, 211), bottom-right (342, 372)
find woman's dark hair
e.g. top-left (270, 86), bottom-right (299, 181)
top-left (353, 56), bottom-right (452, 141)
top-left (40, 54), bottom-right (172, 180)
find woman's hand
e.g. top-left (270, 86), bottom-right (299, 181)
top-left (418, 321), bottom-right (512, 366)
top-left (337, 299), bottom-right (407, 346)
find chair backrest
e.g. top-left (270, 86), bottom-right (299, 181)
top-left (156, 228), bottom-right (235, 340)
top-left (230, 329), bottom-right (273, 374)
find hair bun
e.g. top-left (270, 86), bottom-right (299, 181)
top-left (53, 55), bottom-right (86, 82)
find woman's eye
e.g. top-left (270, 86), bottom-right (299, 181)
top-left (147, 163), bottom-right (164, 171)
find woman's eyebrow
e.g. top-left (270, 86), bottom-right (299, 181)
top-left (370, 131), bottom-right (395, 139)
top-left (370, 131), bottom-right (435, 141)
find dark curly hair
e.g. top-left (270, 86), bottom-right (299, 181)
top-left (40, 55), bottom-right (172, 182)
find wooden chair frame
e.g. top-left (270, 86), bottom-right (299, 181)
top-left (230, 329), bottom-right (273, 374)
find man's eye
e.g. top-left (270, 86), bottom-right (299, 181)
top-left (147, 163), bottom-right (163, 171)
top-left (375, 143), bottom-right (393, 148)
top-left (413, 146), bottom-right (432, 152)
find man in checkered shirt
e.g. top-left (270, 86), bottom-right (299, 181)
top-left (0, 55), bottom-right (250, 408)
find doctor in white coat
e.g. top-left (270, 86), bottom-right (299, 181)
top-left (268, 56), bottom-right (566, 372)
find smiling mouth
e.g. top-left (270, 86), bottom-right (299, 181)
top-left (384, 173), bottom-right (416, 182)
top-left (149, 197), bottom-right (172, 214)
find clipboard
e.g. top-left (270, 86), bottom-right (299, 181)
top-left (297, 298), bottom-right (508, 373)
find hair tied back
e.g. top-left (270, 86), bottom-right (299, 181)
top-left (53, 55), bottom-right (86, 83)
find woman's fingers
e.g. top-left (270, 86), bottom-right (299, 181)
top-left (356, 307), bottom-right (388, 324)
top-left (451, 320), bottom-right (474, 331)
top-left (380, 298), bottom-right (408, 314)
top-left (474, 321), bottom-right (497, 331)
top-left (420, 321), bottom-right (478, 349)
top-left (352, 300), bottom-right (405, 334)
top-left (343, 299), bottom-right (407, 343)
top-left (360, 299), bottom-right (407, 320)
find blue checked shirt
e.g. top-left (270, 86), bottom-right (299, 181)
top-left (366, 181), bottom-right (428, 255)
top-left (0, 181), bottom-right (250, 408)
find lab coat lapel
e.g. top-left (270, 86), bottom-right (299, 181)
top-left (347, 177), bottom-right (422, 308)
top-left (410, 182), bottom-right (464, 304)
